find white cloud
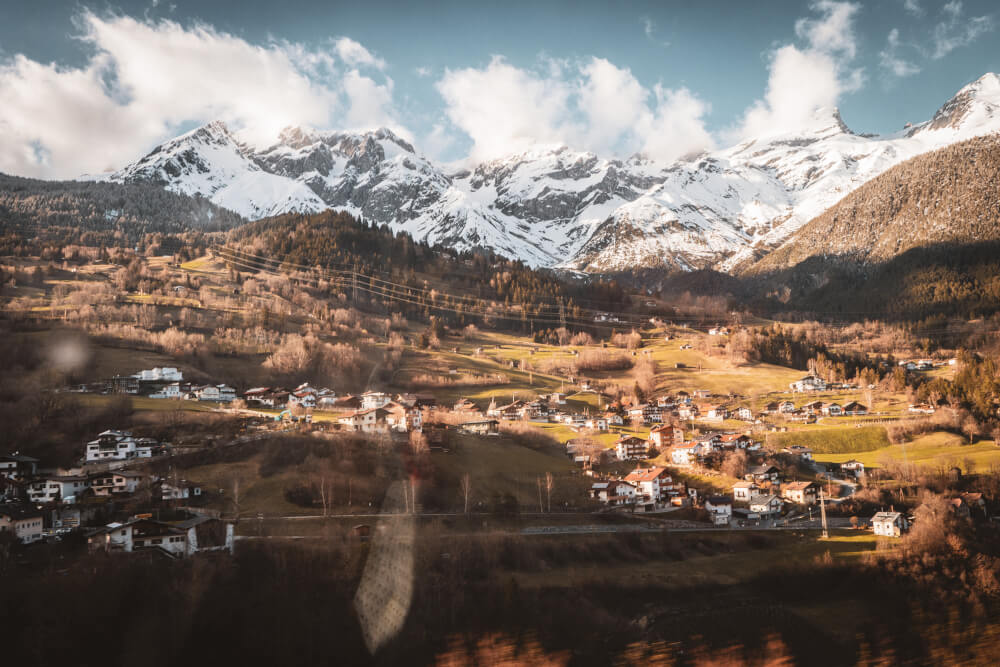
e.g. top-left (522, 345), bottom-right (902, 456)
top-left (333, 37), bottom-right (386, 70)
top-left (794, 0), bottom-right (860, 58)
top-left (641, 17), bottom-right (669, 47)
top-left (931, 1), bottom-right (994, 59)
top-left (879, 28), bottom-right (921, 78)
top-left (435, 56), bottom-right (713, 162)
top-left (901, 0), bottom-right (923, 17)
top-left (415, 66), bottom-right (431, 77)
top-left (0, 12), bottom-right (400, 178)
top-left (734, 1), bottom-right (863, 139)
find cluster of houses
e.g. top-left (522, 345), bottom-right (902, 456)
top-left (898, 358), bottom-right (956, 371)
top-left (1, 430), bottom-right (207, 546)
top-left (589, 465), bottom-right (678, 511)
top-left (761, 398), bottom-right (868, 424)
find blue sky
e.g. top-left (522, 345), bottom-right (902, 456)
top-left (1, 0), bottom-right (998, 177)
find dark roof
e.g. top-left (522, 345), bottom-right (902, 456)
top-left (0, 454), bottom-right (39, 463)
top-left (707, 496), bottom-right (733, 504)
top-left (0, 504), bottom-right (44, 520)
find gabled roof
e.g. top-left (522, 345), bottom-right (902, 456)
top-left (783, 481), bottom-right (817, 491)
top-left (872, 511), bottom-right (902, 521)
top-left (624, 467), bottom-right (670, 483)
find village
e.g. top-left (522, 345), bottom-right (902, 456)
top-left (4, 359), bottom-right (980, 558)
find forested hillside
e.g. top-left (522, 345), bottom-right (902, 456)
top-left (226, 211), bottom-right (630, 332)
top-left (749, 133), bottom-right (1000, 269)
top-left (741, 133), bottom-right (1000, 319)
top-left (0, 172), bottom-right (244, 251)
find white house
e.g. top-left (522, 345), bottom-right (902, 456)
top-left (93, 515), bottom-right (234, 558)
top-left (160, 479), bottom-right (203, 501)
top-left (790, 376), bottom-right (826, 393)
top-left (872, 511), bottom-right (908, 537)
top-left (781, 481), bottom-right (818, 506)
top-left (841, 460), bottom-right (866, 478)
top-left (749, 494), bottom-right (783, 517)
top-left (736, 407), bottom-right (754, 421)
top-left (0, 506), bottom-right (44, 544)
top-left (706, 405), bottom-right (729, 422)
top-left (821, 402), bottom-right (843, 416)
top-left (704, 496), bottom-right (733, 525)
top-left (670, 442), bottom-right (704, 466)
top-left (624, 467), bottom-right (673, 503)
top-left (584, 417), bottom-right (608, 431)
top-left (733, 481), bottom-right (760, 502)
top-left (85, 430), bottom-right (142, 463)
top-left (28, 475), bottom-right (90, 504)
top-left (385, 402), bottom-right (423, 433)
top-left (134, 367), bottom-right (183, 382)
top-left (195, 384), bottom-right (236, 402)
top-left (338, 408), bottom-right (390, 433)
top-left (590, 481), bottom-right (637, 505)
top-left (149, 382), bottom-right (182, 399)
top-left (288, 391), bottom-right (317, 409)
top-left (361, 391), bottom-right (391, 410)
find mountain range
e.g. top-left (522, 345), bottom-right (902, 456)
top-left (95, 73), bottom-right (1000, 274)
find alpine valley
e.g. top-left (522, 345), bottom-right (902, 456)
top-left (95, 73), bottom-right (1000, 275)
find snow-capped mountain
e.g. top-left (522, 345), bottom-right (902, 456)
top-left (101, 73), bottom-right (1000, 273)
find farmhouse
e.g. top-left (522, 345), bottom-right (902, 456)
top-left (842, 401), bottom-right (869, 416)
top-left (623, 466), bottom-right (673, 503)
top-left (615, 436), bottom-right (649, 461)
top-left (782, 481), bottom-right (818, 505)
top-left (790, 375), bottom-right (826, 392)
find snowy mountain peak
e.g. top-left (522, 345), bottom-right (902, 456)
top-left (104, 73), bottom-right (1000, 274)
top-left (911, 72), bottom-right (1000, 135)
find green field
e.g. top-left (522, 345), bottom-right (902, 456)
top-left (815, 431), bottom-right (1000, 472)
top-left (766, 426), bottom-right (891, 454)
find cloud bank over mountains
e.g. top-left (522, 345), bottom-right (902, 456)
top-left (0, 2), bottom-right (994, 179)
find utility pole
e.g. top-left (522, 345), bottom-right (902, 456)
top-left (819, 489), bottom-right (829, 539)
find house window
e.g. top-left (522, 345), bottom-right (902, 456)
top-left (152, 538), bottom-right (162, 545)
